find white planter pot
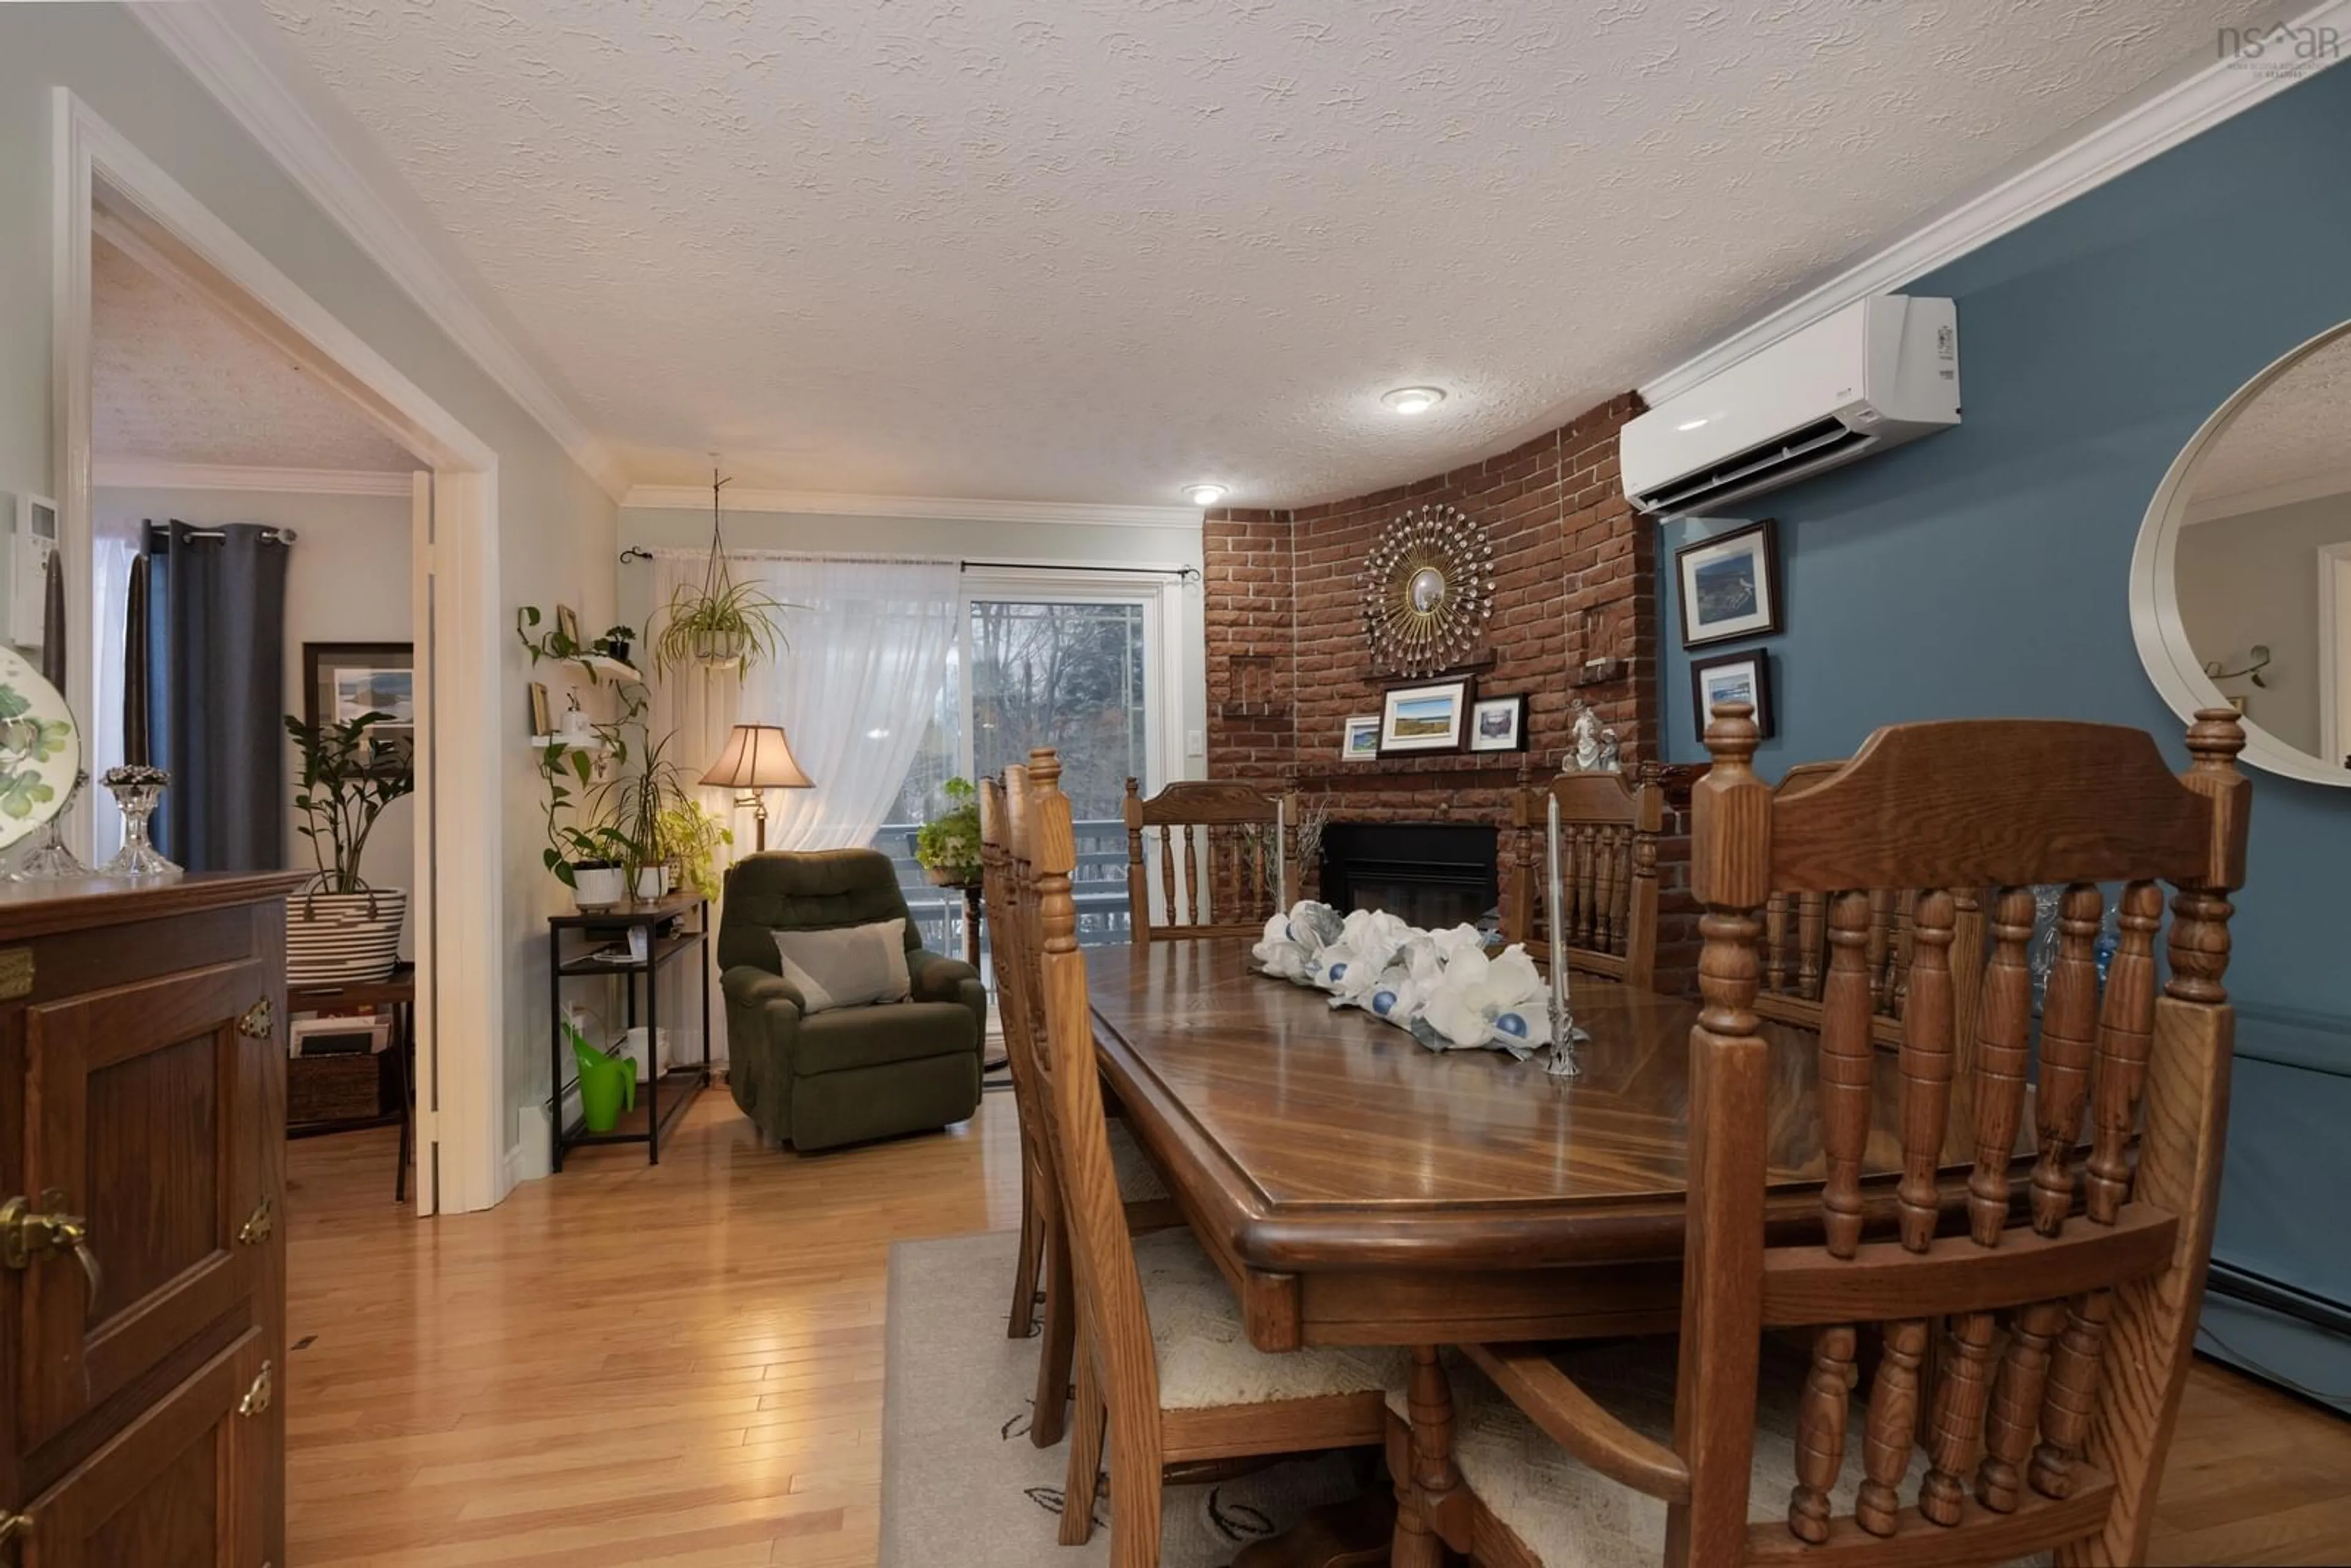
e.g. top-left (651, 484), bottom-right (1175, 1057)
top-left (572, 865), bottom-right (626, 909)
top-left (285, 888), bottom-right (407, 988)
top-left (633, 866), bottom-right (671, 901)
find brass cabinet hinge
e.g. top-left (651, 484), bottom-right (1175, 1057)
top-left (237, 1196), bottom-right (275, 1246)
top-left (238, 997), bottom-right (274, 1039)
top-left (0, 947), bottom-right (32, 1000)
top-left (237, 1361), bottom-right (274, 1419)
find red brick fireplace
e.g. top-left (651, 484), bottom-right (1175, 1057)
top-left (1201, 391), bottom-right (1701, 990)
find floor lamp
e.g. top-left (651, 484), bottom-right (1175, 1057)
top-left (700, 724), bottom-right (811, 853)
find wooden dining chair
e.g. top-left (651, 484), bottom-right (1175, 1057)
top-left (982, 760), bottom-right (1177, 1449)
top-left (1753, 760), bottom-right (1990, 1061)
top-left (1122, 777), bottom-right (1291, 945)
top-left (1503, 770), bottom-right (1666, 989)
top-left (1390, 704), bottom-right (2249, 1568)
top-left (1030, 763), bottom-right (1397, 1564)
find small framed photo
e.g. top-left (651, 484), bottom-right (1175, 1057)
top-left (528, 681), bottom-right (553, 739)
top-left (1674, 517), bottom-right (1781, 649)
top-left (1690, 650), bottom-right (1774, 741)
top-left (1378, 676), bottom-right (1472, 757)
top-left (1467, 693), bottom-right (1528, 753)
top-left (303, 642), bottom-right (414, 774)
top-left (555, 603), bottom-right (584, 653)
top-left (1340, 715), bottom-right (1381, 761)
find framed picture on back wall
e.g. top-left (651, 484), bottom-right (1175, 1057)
top-left (1673, 517), bottom-right (1782, 648)
top-left (304, 642), bottom-right (414, 774)
top-left (1689, 649), bottom-right (1774, 741)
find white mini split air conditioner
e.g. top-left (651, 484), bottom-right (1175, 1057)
top-left (1621, 296), bottom-right (1960, 517)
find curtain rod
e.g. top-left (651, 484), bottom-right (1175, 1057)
top-left (146, 524), bottom-right (298, 544)
top-left (618, 544), bottom-right (1196, 581)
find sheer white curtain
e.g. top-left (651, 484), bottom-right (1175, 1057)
top-left (648, 552), bottom-right (960, 855)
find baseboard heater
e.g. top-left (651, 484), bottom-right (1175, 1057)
top-left (2205, 1258), bottom-right (2351, 1340)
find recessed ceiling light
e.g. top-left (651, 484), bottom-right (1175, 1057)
top-left (1183, 482), bottom-right (1229, 506)
top-left (865, 727), bottom-right (890, 740)
top-left (1382, 386), bottom-right (1447, 415)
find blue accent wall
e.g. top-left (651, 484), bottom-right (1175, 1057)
top-left (1659, 62), bottom-right (2351, 1407)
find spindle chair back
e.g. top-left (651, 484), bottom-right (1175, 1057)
top-left (1657, 703), bottom-right (2250, 1566)
top-left (1122, 778), bottom-right (1291, 945)
top-left (1504, 770), bottom-right (1665, 988)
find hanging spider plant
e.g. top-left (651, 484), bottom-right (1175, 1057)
top-left (653, 465), bottom-right (790, 675)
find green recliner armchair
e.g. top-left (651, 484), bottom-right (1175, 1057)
top-left (719, 849), bottom-right (988, 1152)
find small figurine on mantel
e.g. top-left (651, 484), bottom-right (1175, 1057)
top-left (1561, 700), bottom-right (1621, 774)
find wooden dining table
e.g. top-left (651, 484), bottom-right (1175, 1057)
top-left (1086, 936), bottom-right (2042, 1564)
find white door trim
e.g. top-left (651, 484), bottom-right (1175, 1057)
top-left (2320, 541), bottom-right (2351, 773)
top-left (54, 88), bottom-right (509, 1214)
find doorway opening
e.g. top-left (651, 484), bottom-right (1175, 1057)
top-left (53, 90), bottom-right (508, 1215)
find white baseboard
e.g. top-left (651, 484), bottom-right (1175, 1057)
top-left (508, 1103), bottom-right (553, 1187)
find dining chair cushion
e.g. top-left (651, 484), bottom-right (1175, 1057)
top-left (772, 918), bottom-right (913, 1015)
top-left (1133, 1228), bottom-right (1398, 1410)
top-left (1108, 1117), bottom-right (1169, 1202)
top-left (1393, 1341), bottom-right (2048, 1568)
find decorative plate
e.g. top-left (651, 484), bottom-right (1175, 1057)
top-left (0, 647), bottom-right (80, 851)
top-left (1360, 503), bottom-right (1496, 676)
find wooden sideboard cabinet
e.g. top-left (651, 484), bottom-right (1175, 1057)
top-left (0, 872), bottom-right (304, 1568)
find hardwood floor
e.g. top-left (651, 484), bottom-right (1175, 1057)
top-left (285, 1090), bottom-right (2350, 1566)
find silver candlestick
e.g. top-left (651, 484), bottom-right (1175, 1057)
top-left (99, 765), bottom-right (179, 878)
top-left (1544, 792), bottom-right (1586, 1078)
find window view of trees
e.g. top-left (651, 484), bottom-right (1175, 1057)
top-left (876, 596), bottom-right (1150, 952)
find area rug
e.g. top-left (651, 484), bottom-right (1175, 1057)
top-left (880, 1229), bottom-right (1372, 1567)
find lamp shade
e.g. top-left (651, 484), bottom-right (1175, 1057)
top-left (701, 724), bottom-right (812, 790)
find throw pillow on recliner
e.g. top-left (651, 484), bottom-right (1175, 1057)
top-left (772, 919), bottom-right (913, 1015)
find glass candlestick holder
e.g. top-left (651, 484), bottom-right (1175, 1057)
top-left (14, 770), bottom-right (92, 880)
top-left (99, 765), bottom-right (179, 878)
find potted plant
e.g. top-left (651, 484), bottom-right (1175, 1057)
top-left (595, 729), bottom-right (693, 902)
top-left (284, 710), bottom-right (414, 985)
top-left (914, 776), bottom-right (981, 887)
top-left (656, 797), bottom-right (733, 901)
top-left (653, 576), bottom-right (789, 675)
top-left (536, 740), bottom-right (629, 907)
top-left (594, 624), bottom-right (636, 666)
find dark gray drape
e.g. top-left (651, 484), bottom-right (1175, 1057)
top-left (147, 522), bottom-right (290, 871)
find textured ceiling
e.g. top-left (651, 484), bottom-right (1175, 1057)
top-left (92, 235), bottom-right (413, 472)
top-left (257, 0), bottom-right (2262, 506)
top-left (2188, 328), bottom-right (2351, 511)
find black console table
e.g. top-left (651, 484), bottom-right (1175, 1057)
top-left (547, 893), bottom-right (711, 1169)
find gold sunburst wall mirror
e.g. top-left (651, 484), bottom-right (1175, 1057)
top-left (1360, 503), bottom-right (1496, 675)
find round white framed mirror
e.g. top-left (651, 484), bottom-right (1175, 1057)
top-left (2131, 319), bottom-right (2351, 786)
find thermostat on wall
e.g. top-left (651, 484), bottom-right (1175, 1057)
top-left (10, 495), bottom-right (57, 650)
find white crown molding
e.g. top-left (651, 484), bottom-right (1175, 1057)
top-left (2184, 462), bottom-right (2351, 524)
top-left (92, 458), bottom-right (416, 497)
top-left (1638, 2), bottom-right (2351, 408)
top-left (621, 484), bottom-right (1203, 530)
top-left (128, 0), bottom-right (630, 503)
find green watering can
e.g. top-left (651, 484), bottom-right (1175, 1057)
top-left (569, 1026), bottom-right (636, 1133)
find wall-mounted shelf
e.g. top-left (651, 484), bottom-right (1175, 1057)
top-left (529, 735), bottom-right (609, 754)
top-left (552, 654), bottom-right (643, 684)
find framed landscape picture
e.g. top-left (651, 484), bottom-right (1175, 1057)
top-left (1674, 517), bottom-right (1781, 648)
top-left (304, 641), bottom-right (415, 773)
top-left (1340, 715), bottom-right (1381, 761)
top-left (1689, 648), bottom-right (1774, 741)
top-left (1466, 693), bottom-right (1528, 753)
top-left (1378, 677), bottom-right (1472, 757)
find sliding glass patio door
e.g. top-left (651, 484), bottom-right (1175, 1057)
top-left (877, 569), bottom-right (1180, 955)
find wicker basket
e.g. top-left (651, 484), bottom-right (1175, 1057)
top-left (286, 888), bottom-right (407, 987)
top-left (288, 1054), bottom-right (382, 1124)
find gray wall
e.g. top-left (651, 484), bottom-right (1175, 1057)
top-left (0, 6), bottom-right (618, 1188)
top-left (2177, 493), bottom-right (2351, 756)
top-left (1657, 62), bottom-right (2351, 1405)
